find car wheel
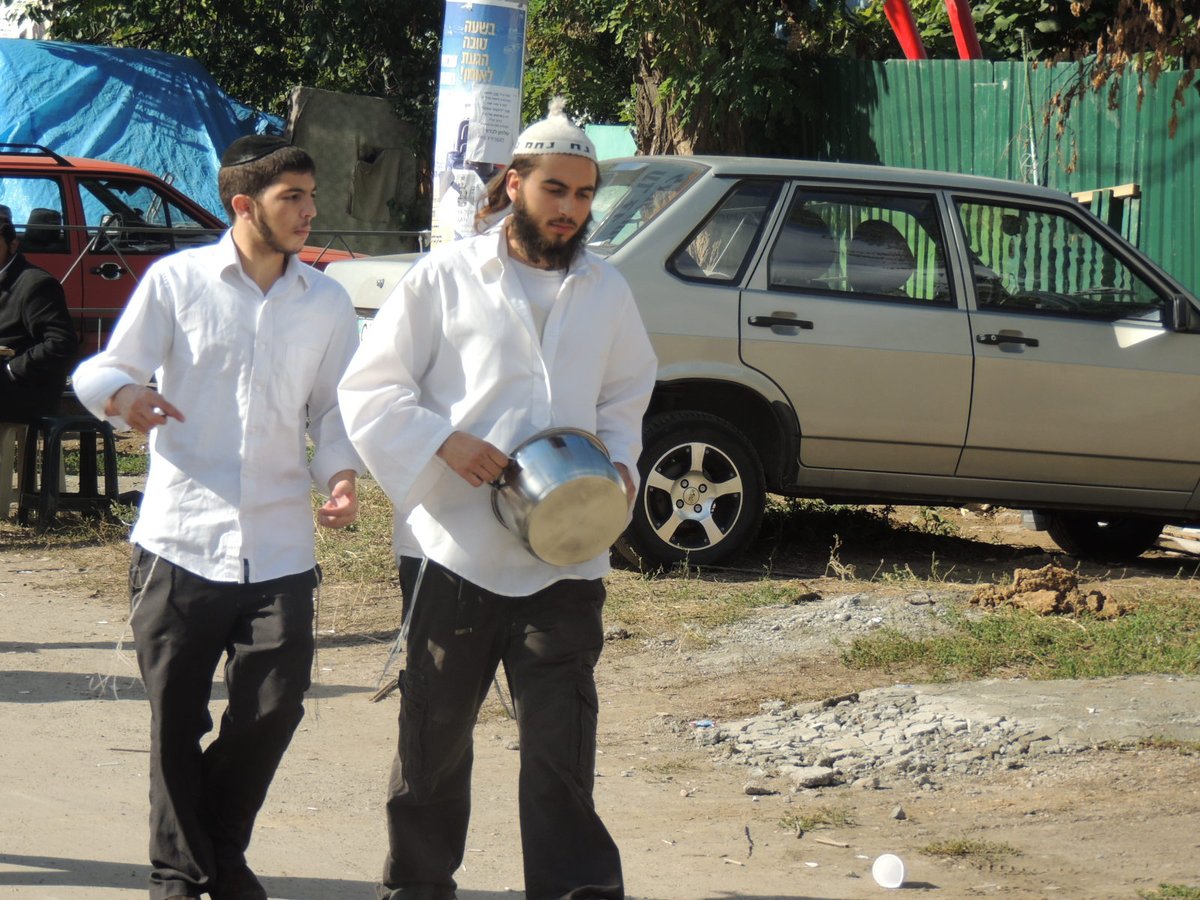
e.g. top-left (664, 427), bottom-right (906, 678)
top-left (620, 411), bottom-right (765, 567)
top-left (1044, 513), bottom-right (1164, 562)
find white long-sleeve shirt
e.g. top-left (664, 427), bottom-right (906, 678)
top-left (338, 224), bottom-right (657, 596)
top-left (73, 231), bottom-right (361, 583)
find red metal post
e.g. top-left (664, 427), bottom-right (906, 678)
top-left (944, 0), bottom-right (983, 59)
top-left (883, 0), bottom-right (928, 60)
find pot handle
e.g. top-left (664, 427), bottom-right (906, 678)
top-left (489, 458), bottom-right (521, 490)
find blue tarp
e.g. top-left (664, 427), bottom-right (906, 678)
top-left (0, 38), bottom-right (282, 220)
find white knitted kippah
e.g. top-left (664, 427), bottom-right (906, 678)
top-left (512, 97), bottom-right (596, 162)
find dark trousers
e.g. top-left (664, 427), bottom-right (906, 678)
top-left (0, 374), bottom-right (62, 424)
top-left (379, 557), bottom-right (623, 900)
top-left (129, 545), bottom-right (317, 900)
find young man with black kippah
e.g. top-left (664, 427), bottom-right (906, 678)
top-left (340, 100), bottom-right (657, 900)
top-left (73, 135), bottom-right (361, 900)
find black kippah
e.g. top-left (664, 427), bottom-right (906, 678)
top-left (220, 135), bottom-right (291, 167)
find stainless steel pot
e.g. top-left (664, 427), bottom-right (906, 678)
top-left (491, 426), bottom-right (628, 566)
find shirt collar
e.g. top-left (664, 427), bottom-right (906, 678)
top-left (215, 229), bottom-right (312, 293)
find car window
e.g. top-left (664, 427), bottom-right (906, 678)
top-left (588, 159), bottom-right (706, 256)
top-left (669, 180), bottom-right (782, 284)
top-left (955, 199), bottom-right (1164, 320)
top-left (79, 177), bottom-right (214, 254)
top-left (768, 190), bottom-right (951, 305)
top-left (0, 175), bottom-right (69, 253)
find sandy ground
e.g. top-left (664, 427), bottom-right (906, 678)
top-left (3, 521), bottom-right (1200, 900)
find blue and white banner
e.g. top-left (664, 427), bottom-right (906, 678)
top-left (431, 0), bottom-right (527, 245)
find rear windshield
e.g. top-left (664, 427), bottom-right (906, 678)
top-left (587, 159), bottom-right (707, 256)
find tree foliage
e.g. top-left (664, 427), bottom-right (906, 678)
top-left (526, 0), bottom-right (885, 156)
top-left (17, 0), bottom-right (1197, 162)
top-left (1045, 0), bottom-right (1199, 138)
top-left (20, 0), bottom-right (442, 127)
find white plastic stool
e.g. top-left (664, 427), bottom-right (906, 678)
top-left (0, 422), bottom-right (28, 519)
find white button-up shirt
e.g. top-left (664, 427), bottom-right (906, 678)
top-left (339, 224), bottom-right (657, 596)
top-left (73, 231), bottom-right (361, 583)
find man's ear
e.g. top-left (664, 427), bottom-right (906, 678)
top-left (230, 193), bottom-right (255, 220)
top-left (505, 168), bottom-right (522, 204)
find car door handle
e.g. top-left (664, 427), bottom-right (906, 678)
top-left (89, 263), bottom-right (127, 280)
top-left (976, 332), bottom-right (1039, 347)
top-left (748, 316), bottom-right (813, 330)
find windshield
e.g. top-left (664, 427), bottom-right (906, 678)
top-left (587, 158), bottom-right (707, 256)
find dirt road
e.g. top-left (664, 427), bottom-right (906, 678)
top-left (3, 522), bottom-right (1200, 899)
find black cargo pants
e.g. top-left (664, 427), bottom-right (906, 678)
top-left (129, 545), bottom-right (318, 900)
top-left (377, 556), bottom-right (623, 900)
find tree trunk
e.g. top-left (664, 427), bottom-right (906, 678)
top-left (634, 32), bottom-right (746, 156)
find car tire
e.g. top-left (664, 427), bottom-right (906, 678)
top-left (1044, 513), bottom-right (1164, 562)
top-left (620, 411), bottom-right (765, 568)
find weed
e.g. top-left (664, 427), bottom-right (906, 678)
top-left (1109, 736), bottom-right (1200, 756)
top-left (641, 758), bottom-right (696, 776)
top-left (920, 837), bottom-right (1018, 866)
top-left (779, 804), bottom-right (855, 836)
top-left (911, 506), bottom-right (960, 537)
top-left (876, 553), bottom-right (957, 586)
top-left (824, 535), bottom-right (856, 580)
top-left (1139, 886), bottom-right (1200, 900)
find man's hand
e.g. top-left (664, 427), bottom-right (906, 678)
top-left (107, 385), bottom-right (184, 434)
top-left (437, 431), bottom-right (509, 487)
top-left (319, 470), bottom-right (358, 529)
top-left (615, 462), bottom-right (636, 512)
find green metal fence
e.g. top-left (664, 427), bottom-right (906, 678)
top-left (804, 59), bottom-right (1200, 295)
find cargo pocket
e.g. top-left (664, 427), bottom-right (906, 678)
top-left (573, 677), bottom-right (601, 783)
top-left (397, 669), bottom-right (432, 802)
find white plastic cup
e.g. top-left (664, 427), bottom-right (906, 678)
top-left (872, 853), bottom-right (905, 889)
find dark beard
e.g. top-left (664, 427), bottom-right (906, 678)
top-left (509, 194), bottom-right (591, 270)
top-left (251, 201), bottom-right (296, 258)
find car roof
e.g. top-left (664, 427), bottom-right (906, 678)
top-left (605, 154), bottom-right (1072, 204)
top-left (0, 150), bottom-right (159, 179)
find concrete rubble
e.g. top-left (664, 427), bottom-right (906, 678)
top-left (693, 676), bottom-right (1200, 791)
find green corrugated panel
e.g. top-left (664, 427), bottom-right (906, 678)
top-left (810, 59), bottom-right (1200, 294)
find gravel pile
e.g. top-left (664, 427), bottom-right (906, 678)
top-left (676, 588), bottom-right (1121, 792)
top-left (697, 685), bottom-right (1082, 793)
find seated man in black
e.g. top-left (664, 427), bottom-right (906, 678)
top-left (0, 212), bottom-right (79, 423)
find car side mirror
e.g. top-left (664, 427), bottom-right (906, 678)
top-left (1166, 294), bottom-right (1200, 333)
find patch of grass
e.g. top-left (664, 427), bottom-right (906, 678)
top-left (779, 804), bottom-right (855, 836)
top-left (312, 475), bottom-right (396, 584)
top-left (842, 592), bottom-right (1200, 680)
top-left (920, 837), bottom-right (1018, 867)
top-left (61, 447), bottom-right (148, 476)
top-left (1139, 886), bottom-right (1200, 900)
top-left (1111, 735), bottom-right (1200, 756)
top-left (606, 566), bottom-right (796, 635)
top-left (641, 758), bottom-right (697, 776)
top-left (311, 476), bottom-right (402, 637)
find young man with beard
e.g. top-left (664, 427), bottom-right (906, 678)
top-left (73, 135), bottom-right (361, 900)
top-left (339, 102), bottom-right (657, 900)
